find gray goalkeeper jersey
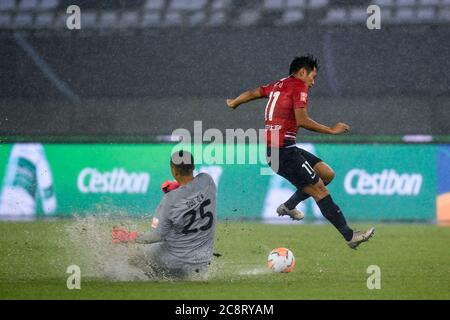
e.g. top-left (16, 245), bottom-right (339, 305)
top-left (152, 173), bottom-right (217, 265)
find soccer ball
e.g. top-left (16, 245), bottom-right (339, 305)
top-left (267, 248), bottom-right (296, 273)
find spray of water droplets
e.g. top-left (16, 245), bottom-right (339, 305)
top-left (65, 214), bottom-right (173, 282)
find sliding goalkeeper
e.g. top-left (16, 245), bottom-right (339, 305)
top-left (112, 150), bottom-right (217, 280)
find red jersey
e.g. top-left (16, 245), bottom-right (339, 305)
top-left (260, 76), bottom-right (309, 148)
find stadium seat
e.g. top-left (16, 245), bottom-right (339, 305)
top-left (235, 10), bottom-right (261, 26)
top-left (381, 8), bottom-right (394, 21)
top-left (13, 13), bottom-right (33, 27)
top-left (419, 0), bottom-right (439, 5)
top-left (170, 0), bottom-right (207, 11)
top-left (322, 8), bottom-right (347, 23)
top-left (120, 11), bottom-right (140, 28)
top-left (0, 0), bottom-right (16, 11)
top-left (51, 12), bottom-right (63, 29)
top-left (277, 10), bottom-right (304, 25)
top-left (80, 11), bottom-right (98, 28)
top-left (286, 0), bottom-right (306, 8)
top-left (0, 13), bottom-right (12, 27)
top-left (374, 0), bottom-right (394, 6)
top-left (39, 0), bottom-right (58, 11)
top-left (164, 11), bottom-right (183, 26)
top-left (18, 0), bottom-right (39, 11)
top-left (141, 11), bottom-right (162, 26)
top-left (438, 7), bottom-right (450, 21)
top-left (188, 11), bottom-right (206, 26)
top-left (348, 8), bottom-right (367, 22)
top-left (395, 7), bottom-right (415, 21)
top-left (34, 12), bottom-right (54, 28)
top-left (264, 0), bottom-right (284, 10)
top-left (396, 0), bottom-right (416, 6)
top-left (416, 7), bottom-right (435, 20)
top-left (211, 0), bottom-right (231, 10)
top-left (308, 0), bottom-right (329, 9)
top-left (144, 0), bottom-right (165, 10)
top-left (207, 10), bottom-right (226, 26)
top-left (98, 11), bottom-right (119, 28)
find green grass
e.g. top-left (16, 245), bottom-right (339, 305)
top-left (1, 220), bottom-right (450, 300)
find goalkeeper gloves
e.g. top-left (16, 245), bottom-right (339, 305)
top-left (161, 180), bottom-right (180, 193)
top-left (112, 226), bottom-right (138, 244)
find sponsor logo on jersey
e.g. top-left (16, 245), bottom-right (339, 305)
top-left (300, 92), bottom-right (308, 103)
top-left (77, 168), bottom-right (150, 194)
top-left (344, 169), bottom-right (422, 196)
top-left (265, 124), bottom-right (282, 131)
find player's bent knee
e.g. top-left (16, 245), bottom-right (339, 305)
top-left (325, 170), bottom-right (335, 184)
top-left (315, 162), bottom-right (335, 185)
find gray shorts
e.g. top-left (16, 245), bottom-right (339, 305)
top-left (133, 243), bottom-right (209, 281)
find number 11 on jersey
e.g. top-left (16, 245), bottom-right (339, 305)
top-left (265, 91), bottom-right (280, 121)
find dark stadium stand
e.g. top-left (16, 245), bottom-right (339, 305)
top-left (0, 0), bottom-right (449, 30)
top-left (0, 0), bottom-right (449, 138)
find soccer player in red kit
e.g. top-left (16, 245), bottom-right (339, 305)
top-left (226, 55), bottom-right (374, 249)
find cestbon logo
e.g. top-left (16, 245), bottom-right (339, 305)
top-left (77, 168), bottom-right (150, 194)
top-left (344, 169), bottom-right (422, 196)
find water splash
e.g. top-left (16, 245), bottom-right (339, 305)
top-left (65, 215), bottom-right (167, 282)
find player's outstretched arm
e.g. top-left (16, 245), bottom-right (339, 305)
top-left (295, 108), bottom-right (350, 135)
top-left (226, 88), bottom-right (263, 109)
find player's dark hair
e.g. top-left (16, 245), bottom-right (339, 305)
top-left (171, 150), bottom-right (195, 176)
top-left (289, 55), bottom-right (319, 75)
